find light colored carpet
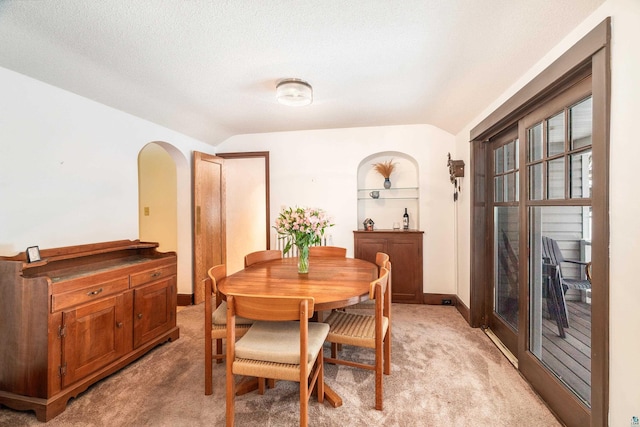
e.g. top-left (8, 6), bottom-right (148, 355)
top-left (0, 303), bottom-right (560, 426)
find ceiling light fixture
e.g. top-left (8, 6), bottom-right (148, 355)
top-left (276, 78), bottom-right (313, 106)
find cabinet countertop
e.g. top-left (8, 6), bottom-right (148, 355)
top-left (354, 229), bottom-right (424, 233)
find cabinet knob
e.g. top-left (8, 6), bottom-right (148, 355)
top-left (116, 322), bottom-right (123, 328)
top-left (137, 313), bottom-right (143, 319)
top-left (87, 287), bottom-right (103, 296)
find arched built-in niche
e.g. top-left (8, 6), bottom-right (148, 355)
top-left (138, 142), bottom-right (191, 297)
top-left (357, 151), bottom-right (419, 230)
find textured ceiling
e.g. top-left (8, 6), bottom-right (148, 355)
top-left (0, 1), bottom-right (605, 145)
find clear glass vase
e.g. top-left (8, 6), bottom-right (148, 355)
top-left (297, 244), bottom-right (309, 274)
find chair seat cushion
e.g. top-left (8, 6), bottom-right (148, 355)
top-left (325, 310), bottom-right (389, 349)
top-left (235, 321), bottom-right (330, 365)
top-left (212, 301), bottom-right (253, 325)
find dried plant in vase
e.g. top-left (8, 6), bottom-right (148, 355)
top-left (373, 159), bottom-right (396, 189)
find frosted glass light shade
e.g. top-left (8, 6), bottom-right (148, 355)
top-left (276, 79), bottom-right (313, 106)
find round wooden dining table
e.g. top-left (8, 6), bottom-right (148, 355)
top-left (218, 256), bottom-right (378, 311)
top-left (217, 256), bottom-right (379, 408)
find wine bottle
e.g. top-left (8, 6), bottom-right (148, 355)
top-left (403, 208), bottom-right (409, 230)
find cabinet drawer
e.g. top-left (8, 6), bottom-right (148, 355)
top-left (52, 277), bottom-right (129, 312)
top-left (130, 265), bottom-right (176, 288)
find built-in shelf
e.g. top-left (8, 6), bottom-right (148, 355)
top-left (357, 153), bottom-right (420, 230)
top-left (357, 187), bottom-right (418, 200)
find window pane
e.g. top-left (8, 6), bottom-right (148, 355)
top-left (571, 97), bottom-right (592, 150)
top-left (529, 164), bottom-right (542, 200)
top-left (547, 158), bottom-right (565, 199)
top-left (547, 112), bottom-right (565, 156)
top-left (494, 176), bottom-right (504, 202)
top-left (505, 141), bottom-right (516, 172)
top-left (528, 124), bottom-right (543, 162)
top-left (505, 172), bottom-right (516, 202)
top-left (570, 149), bottom-right (592, 199)
top-left (495, 146), bottom-right (504, 174)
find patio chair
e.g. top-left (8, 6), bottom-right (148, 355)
top-left (541, 236), bottom-right (591, 337)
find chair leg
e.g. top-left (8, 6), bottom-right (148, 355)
top-left (317, 348), bottom-right (325, 403)
top-left (205, 337), bottom-right (213, 395)
top-left (300, 371), bottom-right (308, 427)
top-left (216, 338), bottom-right (224, 364)
top-left (258, 377), bottom-right (266, 395)
top-left (331, 342), bottom-right (338, 359)
top-left (375, 339), bottom-right (383, 411)
top-left (383, 329), bottom-right (391, 375)
top-left (226, 372), bottom-right (235, 427)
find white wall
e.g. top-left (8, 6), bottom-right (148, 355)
top-left (454, 0), bottom-right (640, 424)
top-left (0, 66), bottom-right (216, 293)
top-left (216, 124), bottom-right (457, 295)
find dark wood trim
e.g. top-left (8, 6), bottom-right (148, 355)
top-left (589, 35), bottom-right (611, 427)
top-left (216, 151), bottom-right (271, 249)
top-left (177, 294), bottom-right (193, 306)
top-left (469, 139), bottom-right (487, 328)
top-left (470, 18), bottom-right (610, 142)
top-left (455, 298), bottom-right (470, 324)
top-left (422, 293), bottom-right (456, 305)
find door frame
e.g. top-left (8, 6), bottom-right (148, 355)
top-left (469, 18), bottom-right (610, 427)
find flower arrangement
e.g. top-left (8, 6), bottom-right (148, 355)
top-left (372, 159), bottom-right (396, 179)
top-left (273, 206), bottom-right (334, 255)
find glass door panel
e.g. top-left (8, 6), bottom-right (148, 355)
top-left (488, 134), bottom-right (520, 355)
top-left (494, 206), bottom-right (519, 330)
top-left (528, 206), bottom-right (592, 405)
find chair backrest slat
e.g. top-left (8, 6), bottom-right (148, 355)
top-left (308, 246), bottom-right (346, 257)
top-left (228, 293), bottom-right (315, 321)
top-left (244, 250), bottom-right (283, 267)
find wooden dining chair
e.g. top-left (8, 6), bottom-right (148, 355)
top-left (225, 294), bottom-right (329, 427)
top-left (347, 252), bottom-right (390, 311)
top-left (324, 265), bottom-right (391, 410)
top-left (204, 264), bottom-right (253, 395)
top-left (308, 246), bottom-right (347, 257)
top-left (244, 249), bottom-right (283, 267)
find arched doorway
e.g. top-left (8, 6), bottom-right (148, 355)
top-left (138, 142), bottom-right (192, 301)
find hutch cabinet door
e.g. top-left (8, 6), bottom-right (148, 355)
top-left (133, 276), bottom-right (176, 348)
top-left (387, 237), bottom-right (423, 303)
top-left (353, 237), bottom-right (386, 262)
top-left (61, 294), bottom-right (127, 387)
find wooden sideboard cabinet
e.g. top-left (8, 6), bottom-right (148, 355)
top-left (354, 230), bottom-right (424, 304)
top-left (0, 240), bottom-right (179, 422)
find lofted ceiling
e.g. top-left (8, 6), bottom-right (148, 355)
top-left (0, 1), bottom-right (605, 146)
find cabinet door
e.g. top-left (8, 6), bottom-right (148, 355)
top-left (388, 237), bottom-right (423, 303)
top-left (133, 276), bottom-right (176, 348)
top-left (61, 294), bottom-right (127, 387)
top-left (354, 237), bottom-right (386, 264)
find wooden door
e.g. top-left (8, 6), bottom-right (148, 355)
top-left (61, 294), bottom-right (127, 387)
top-left (193, 152), bottom-right (225, 304)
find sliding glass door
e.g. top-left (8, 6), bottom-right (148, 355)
top-left (523, 79), bottom-right (593, 410)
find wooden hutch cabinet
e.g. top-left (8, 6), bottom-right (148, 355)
top-left (0, 240), bottom-right (179, 421)
top-left (354, 230), bottom-right (424, 303)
